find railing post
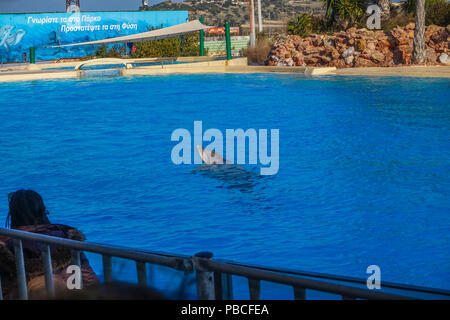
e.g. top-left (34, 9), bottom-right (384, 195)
top-left (293, 286), bottom-right (306, 300)
top-left (0, 275), bottom-right (3, 300)
top-left (214, 272), bottom-right (234, 300)
top-left (248, 278), bottom-right (260, 300)
top-left (102, 255), bottom-right (113, 283)
top-left (225, 22), bottom-right (232, 60)
top-left (194, 252), bottom-right (215, 300)
top-left (199, 16), bottom-right (205, 57)
top-left (222, 273), bottom-right (233, 300)
top-left (41, 244), bottom-right (55, 298)
top-left (14, 239), bottom-right (28, 300)
top-left (136, 261), bottom-right (147, 286)
top-left (214, 272), bottom-right (223, 300)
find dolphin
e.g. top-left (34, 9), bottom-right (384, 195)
top-left (194, 145), bottom-right (261, 192)
top-left (196, 145), bottom-right (231, 165)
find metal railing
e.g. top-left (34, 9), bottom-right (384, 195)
top-left (1, 227), bottom-right (449, 300)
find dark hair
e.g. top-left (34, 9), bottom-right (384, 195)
top-left (6, 190), bottom-right (50, 229)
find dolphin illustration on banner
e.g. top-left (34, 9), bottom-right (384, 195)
top-left (0, 25), bottom-right (26, 51)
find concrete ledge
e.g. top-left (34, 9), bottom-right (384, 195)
top-left (305, 67), bottom-right (337, 75)
top-left (0, 70), bottom-right (79, 82)
top-left (1, 57), bottom-right (448, 82)
top-left (334, 65), bottom-right (450, 78)
top-left (0, 56), bottom-right (221, 73)
top-left (246, 66), bottom-right (307, 73)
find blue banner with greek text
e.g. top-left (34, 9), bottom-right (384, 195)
top-left (0, 11), bottom-right (189, 63)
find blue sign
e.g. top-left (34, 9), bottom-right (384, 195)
top-left (0, 11), bottom-right (189, 62)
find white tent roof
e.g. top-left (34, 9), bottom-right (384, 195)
top-left (53, 20), bottom-right (209, 47)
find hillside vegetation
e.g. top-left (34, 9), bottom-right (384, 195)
top-left (144, 0), bottom-right (324, 29)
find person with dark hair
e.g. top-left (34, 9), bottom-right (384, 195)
top-left (0, 190), bottom-right (99, 299)
top-left (5, 190), bottom-right (50, 228)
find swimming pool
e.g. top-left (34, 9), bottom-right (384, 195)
top-left (0, 73), bottom-right (449, 293)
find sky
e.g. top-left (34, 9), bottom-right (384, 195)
top-left (0, 0), bottom-right (183, 13)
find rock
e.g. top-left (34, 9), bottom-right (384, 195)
top-left (394, 44), bottom-right (412, 64)
top-left (367, 42), bottom-right (376, 51)
top-left (378, 39), bottom-right (393, 49)
top-left (266, 24), bottom-right (448, 69)
top-left (355, 39), bottom-right (366, 52)
top-left (371, 51), bottom-right (385, 63)
top-left (304, 45), bottom-right (320, 55)
top-left (312, 38), bottom-right (324, 47)
top-left (406, 23), bottom-right (415, 30)
top-left (346, 27), bottom-right (357, 35)
top-left (344, 55), bottom-right (354, 65)
top-left (430, 29), bottom-right (448, 44)
top-left (323, 38), bottom-right (335, 47)
top-left (285, 58), bottom-right (294, 67)
top-left (354, 57), bottom-right (377, 67)
top-left (292, 52), bottom-right (304, 66)
top-left (439, 53), bottom-right (450, 64)
top-left (342, 46), bottom-right (354, 58)
top-left (330, 48), bottom-right (340, 60)
top-left (304, 56), bottom-right (320, 65)
top-left (426, 48), bottom-right (437, 63)
top-left (319, 55), bottom-right (332, 63)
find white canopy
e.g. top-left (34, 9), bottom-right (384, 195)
top-left (52, 20), bottom-right (209, 47)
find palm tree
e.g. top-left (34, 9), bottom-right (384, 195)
top-left (411, 0), bottom-right (426, 64)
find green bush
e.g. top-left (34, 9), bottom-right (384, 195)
top-left (95, 44), bottom-right (126, 58)
top-left (287, 14), bottom-right (313, 37)
top-left (321, 0), bottom-right (366, 25)
top-left (425, 0), bottom-right (450, 26)
top-left (95, 44), bottom-right (108, 58)
top-left (381, 12), bottom-right (416, 31)
top-left (242, 36), bottom-right (272, 64)
top-left (94, 26), bottom-right (202, 59)
top-left (131, 32), bottom-right (201, 58)
top-left (407, 0), bottom-right (450, 26)
top-left (287, 14), bottom-right (329, 37)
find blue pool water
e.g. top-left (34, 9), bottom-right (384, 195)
top-left (0, 73), bottom-right (449, 293)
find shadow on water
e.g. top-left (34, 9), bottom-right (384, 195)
top-left (192, 164), bottom-right (263, 193)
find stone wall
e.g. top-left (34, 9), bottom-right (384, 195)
top-left (266, 24), bottom-right (450, 68)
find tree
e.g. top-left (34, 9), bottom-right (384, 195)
top-left (411, 0), bottom-right (426, 64)
top-left (377, 0), bottom-right (391, 20)
top-left (321, 0), bottom-right (366, 26)
top-left (407, 0), bottom-right (450, 27)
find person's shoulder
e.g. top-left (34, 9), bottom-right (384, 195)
top-left (0, 239), bottom-right (16, 274)
top-left (18, 224), bottom-right (86, 241)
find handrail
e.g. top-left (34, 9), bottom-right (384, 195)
top-left (216, 259), bottom-right (450, 297)
top-left (196, 258), bottom-right (411, 300)
top-left (0, 228), bottom-right (191, 271)
top-left (0, 227), bottom-right (447, 300)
